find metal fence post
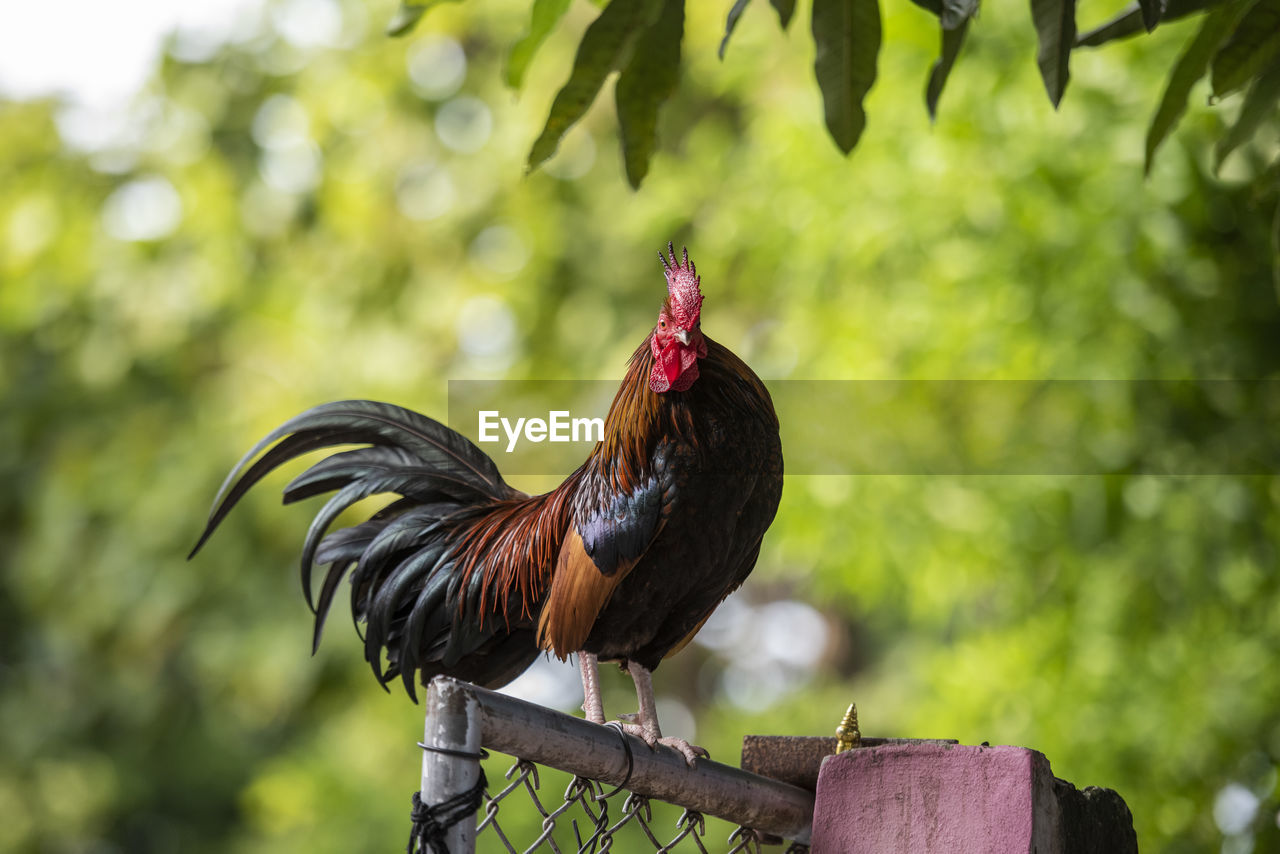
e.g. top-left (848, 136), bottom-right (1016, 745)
top-left (421, 677), bottom-right (482, 854)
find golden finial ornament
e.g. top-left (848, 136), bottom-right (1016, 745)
top-left (834, 702), bottom-right (861, 753)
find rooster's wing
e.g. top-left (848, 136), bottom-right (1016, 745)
top-left (536, 438), bottom-right (685, 656)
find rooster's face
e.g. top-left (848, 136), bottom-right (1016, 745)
top-left (649, 244), bottom-right (708, 394)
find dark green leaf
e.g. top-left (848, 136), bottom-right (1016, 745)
top-left (386, 0), bottom-right (460, 37)
top-left (527, 0), bottom-right (663, 174)
top-left (386, 3), bottom-right (426, 36)
top-left (1215, 58), bottom-right (1280, 170)
top-left (1030, 0), bottom-right (1078, 107)
top-left (1076, 2), bottom-right (1143, 46)
top-left (770, 0), bottom-right (797, 27)
top-left (920, 0), bottom-right (977, 119)
top-left (812, 0), bottom-right (883, 155)
top-left (1154, 0), bottom-right (1216, 18)
top-left (1267, 169), bottom-right (1280, 287)
top-left (941, 0), bottom-right (979, 30)
top-left (1145, 0), bottom-right (1253, 174)
top-left (720, 0), bottom-right (753, 60)
top-left (1138, 0), bottom-right (1165, 29)
top-left (1077, 0), bottom-right (1215, 46)
top-left (506, 0), bottom-right (572, 89)
top-left (1076, 0), bottom-right (1215, 46)
top-left (617, 0), bottom-right (685, 188)
top-left (926, 19), bottom-right (970, 119)
top-left (1077, 1), bottom-right (1141, 45)
top-left (1256, 149), bottom-right (1280, 197)
top-left (1273, 195), bottom-right (1280, 291)
top-left (1210, 0), bottom-right (1280, 98)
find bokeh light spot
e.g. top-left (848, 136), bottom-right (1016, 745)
top-left (470, 225), bottom-right (529, 278)
top-left (435, 96), bottom-right (491, 154)
top-left (259, 143), bottom-right (322, 194)
top-left (396, 163), bottom-right (456, 221)
top-left (408, 35), bottom-right (466, 101)
top-left (252, 94), bottom-right (311, 150)
top-left (271, 0), bottom-right (343, 49)
top-left (101, 176), bottom-right (183, 242)
top-left (457, 295), bottom-right (516, 359)
top-left (498, 656), bottom-right (581, 711)
top-left (1214, 783), bottom-right (1259, 836)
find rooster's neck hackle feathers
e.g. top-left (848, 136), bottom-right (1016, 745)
top-left (602, 342), bottom-right (674, 483)
top-left (659, 242), bottom-right (703, 328)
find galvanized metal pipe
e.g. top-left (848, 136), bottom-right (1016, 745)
top-left (428, 676), bottom-right (814, 844)
top-left (422, 677), bottom-right (483, 853)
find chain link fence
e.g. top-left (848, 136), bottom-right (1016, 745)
top-left (411, 678), bottom-right (814, 854)
top-left (476, 756), bottom-right (810, 853)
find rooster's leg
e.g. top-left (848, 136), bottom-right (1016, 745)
top-left (579, 651), bottom-right (606, 725)
top-left (619, 660), bottom-right (708, 767)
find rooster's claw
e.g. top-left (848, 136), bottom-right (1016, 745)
top-left (614, 721), bottom-right (707, 767)
top-left (660, 737), bottom-right (709, 767)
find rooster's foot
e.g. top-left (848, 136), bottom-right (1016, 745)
top-left (658, 736), bottom-right (709, 767)
top-left (613, 720), bottom-right (708, 767)
top-left (619, 660), bottom-right (708, 766)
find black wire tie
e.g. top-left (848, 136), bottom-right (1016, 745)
top-left (416, 743), bottom-right (490, 761)
top-left (406, 768), bottom-right (487, 854)
top-left (596, 721), bottom-right (636, 801)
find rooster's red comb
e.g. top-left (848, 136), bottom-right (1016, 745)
top-left (659, 242), bottom-right (703, 327)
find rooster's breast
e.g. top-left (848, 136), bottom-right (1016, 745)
top-left (581, 390), bottom-right (783, 671)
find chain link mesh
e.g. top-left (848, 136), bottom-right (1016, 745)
top-left (475, 757), bottom-right (809, 854)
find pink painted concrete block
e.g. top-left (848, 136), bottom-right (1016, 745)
top-left (811, 743), bottom-right (1064, 853)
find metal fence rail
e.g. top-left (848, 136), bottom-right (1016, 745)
top-left (418, 676), bottom-right (814, 853)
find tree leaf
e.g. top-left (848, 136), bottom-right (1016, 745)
top-left (1138, 0), bottom-right (1166, 30)
top-left (1030, 0), bottom-right (1078, 107)
top-left (1145, 0), bottom-right (1253, 174)
top-left (1214, 57), bottom-right (1280, 171)
top-left (720, 0), bottom-right (753, 60)
top-left (1210, 0), bottom-right (1280, 98)
top-left (1076, 1), bottom-right (1143, 46)
top-left (506, 0), bottom-right (572, 89)
top-left (617, 0), bottom-right (685, 188)
top-left (1076, 0), bottom-right (1214, 47)
top-left (941, 0), bottom-right (979, 31)
top-left (926, 19), bottom-right (970, 120)
top-left (1273, 194), bottom-right (1280, 292)
top-left (927, 0), bottom-right (976, 118)
top-left (770, 0), bottom-right (797, 27)
top-left (812, 0), bottom-right (883, 155)
top-left (527, 0), bottom-right (663, 174)
top-left (386, 0), bottom-right (461, 37)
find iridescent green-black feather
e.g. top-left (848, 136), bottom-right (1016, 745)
top-left (190, 400), bottom-right (540, 700)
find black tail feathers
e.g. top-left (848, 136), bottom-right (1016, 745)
top-left (190, 400), bottom-right (540, 699)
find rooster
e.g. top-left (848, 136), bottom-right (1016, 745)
top-left (191, 244), bottom-right (783, 764)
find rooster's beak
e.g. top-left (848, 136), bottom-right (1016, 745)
top-left (675, 329), bottom-right (689, 345)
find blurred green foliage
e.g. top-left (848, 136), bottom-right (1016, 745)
top-left (2, 0), bottom-right (1279, 851)
top-left (406, 0), bottom-right (1280, 214)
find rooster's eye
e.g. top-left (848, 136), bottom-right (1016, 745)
top-left (659, 319), bottom-right (667, 329)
